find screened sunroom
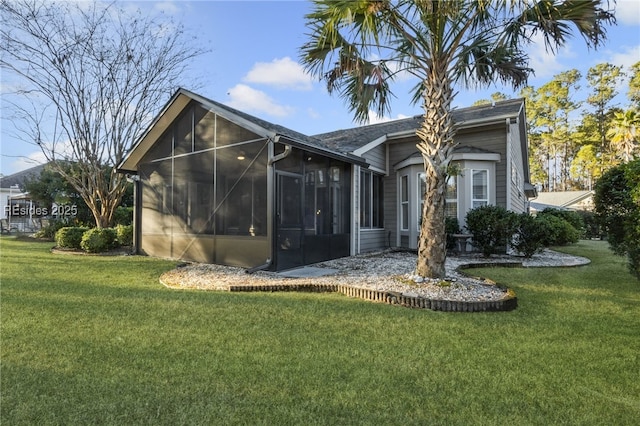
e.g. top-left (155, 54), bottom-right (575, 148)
top-left (118, 89), bottom-right (362, 271)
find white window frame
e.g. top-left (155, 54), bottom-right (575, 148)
top-left (360, 170), bottom-right (384, 229)
top-left (445, 175), bottom-right (458, 219)
top-left (471, 169), bottom-right (489, 209)
top-left (400, 174), bottom-right (409, 231)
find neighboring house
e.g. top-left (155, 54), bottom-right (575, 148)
top-left (118, 88), bottom-right (536, 271)
top-left (530, 190), bottom-right (595, 214)
top-left (0, 164), bottom-right (45, 232)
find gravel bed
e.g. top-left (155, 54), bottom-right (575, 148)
top-left (160, 249), bottom-right (590, 303)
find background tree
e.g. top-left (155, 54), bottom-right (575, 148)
top-left (1, 0), bottom-right (203, 227)
top-left (301, 0), bottom-right (614, 278)
top-left (585, 63), bottom-right (626, 167)
top-left (22, 163), bottom-right (93, 225)
top-left (525, 70), bottom-right (582, 191)
top-left (607, 109), bottom-right (639, 162)
top-left (472, 92), bottom-right (510, 106)
top-left (628, 61), bottom-right (640, 108)
top-left (570, 144), bottom-right (601, 190)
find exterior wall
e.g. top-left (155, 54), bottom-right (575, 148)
top-left (508, 120), bottom-right (527, 213)
top-left (359, 228), bottom-right (388, 252)
top-left (455, 125), bottom-right (508, 209)
top-left (361, 144), bottom-right (386, 173)
top-left (375, 124), bottom-right (512, 250)
top-left (385, 137), bottom-right (419, 249)
top-left (137, 102), bottom-right (270, 268)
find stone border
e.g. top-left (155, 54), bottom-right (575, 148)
top-left (226, 281), bottom-right (518, 313)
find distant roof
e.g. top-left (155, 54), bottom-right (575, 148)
top-left (534, 191), bottom-right (594, 208)
top-left (314, 98), bottom-right (525, 153)
top-left (0, 164), bottom-right (46, 189)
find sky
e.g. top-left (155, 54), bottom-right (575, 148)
top-left (1, 0), bottom-right (639, 176)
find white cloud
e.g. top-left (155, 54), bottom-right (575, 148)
top-left (154, 1), bottom-right (181, 15)
top-left (307, 107), bottom-right (321, 119)
top-left (243, 57), bottom-right (313, 91)
top-left (526, 32), bottom-right (576, 79)
top-left (226, 84), bottom-right (294, 117)
top-left (367, 110), bottom-right (411, 125)
top-left (609, 45), bottom-right (640, 70)
top-left (615, 0), bottom-right (640, 26)
top-left (8, 151), bottom-right (48, 174)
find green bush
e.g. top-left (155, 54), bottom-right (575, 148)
top-left (465, 205), bottom-right (517, 256)
top-left (595, 159), bottom-right (640, 279)
top-left (55, 226), bottom-right (90, 249)
top-left (115, 224), bottom-right (133, 246)
top-left (536, 214), bottom-right (580, 246)
top-left (445, 216), bottom-right (461, 252)
top-left (112, 206), bottom-right (133, 226)
top-left (512, 213), bottom-right (547, 258)
top-left (576, 210), bottom-right (603, 240)
top-left (80, 228), bottom-right (118, 253)
top-left (34, 219), bottom-right (68, 240)
top-left (538, 208), bottom-right (585, 238)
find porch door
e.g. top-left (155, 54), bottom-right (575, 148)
top-left (275, 172), bottom-right (304, 270)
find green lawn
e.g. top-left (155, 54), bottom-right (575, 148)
top-left (1, 238), bottom-right (638, 425)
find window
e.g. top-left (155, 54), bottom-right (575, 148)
top-left (472, 169), bottom-right (489, 208)
top-left (360, 171), bottom-right (384, 228)
top-left (445, 175), bottom-right (458, 218)
top-left (418, 173), bottom-right (457, 227)
top-left (400, 175), bottom-right (409, 231)
top-left (418, 172), bottom-right (426, 230)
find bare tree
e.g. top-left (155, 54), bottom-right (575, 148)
top-left (1, 0), bottom-right (204, 227)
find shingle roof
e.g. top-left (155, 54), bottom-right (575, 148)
top-left (0, 164), bottom-right (46, 189)
top-left (534, 191), bottom-right (594, 208)
top-left (313, 98), bottom-right (524, 153)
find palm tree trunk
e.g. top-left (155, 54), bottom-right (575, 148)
top-left (415, 65), bottom-right (456, 278)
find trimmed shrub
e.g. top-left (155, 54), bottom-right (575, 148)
top-left (576, 210), bottom-right (603, 240)
top-left (445, 216), bottom-right (461, 252)
top-left (538, 208), bottom-right (585, 238)
top-left (465, 205), bottom-right (517, 256)
top-left (536, 214), bottom-right (580, 246)
top-left (80, 228), bottom-right (117, 253)
top-left (512, 213), bottom-right (547, 258)
top-left (113, 206), bottom-right (133, 226)
top-left (35, 219), bottom-right (68, 240)
top-left (115, 224), bottom-right (133, 246)
top-left (55, 226), bottom-right (90, 249)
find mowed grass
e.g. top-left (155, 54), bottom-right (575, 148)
top-left (1, 238), bottom-right (638, 425)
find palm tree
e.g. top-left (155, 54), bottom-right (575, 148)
top-left (301, 0), bottom-right (614, 278)
top-left (607, 109), bottom-right (639, 162)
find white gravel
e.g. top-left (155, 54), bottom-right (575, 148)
top-left (160, 249), bottom-right (590, 303)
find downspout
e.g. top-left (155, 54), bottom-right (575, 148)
top-left (246, 136), bottom-right (290, 274)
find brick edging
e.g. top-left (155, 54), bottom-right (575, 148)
top-left (227, 282), bottom-right (517, 313)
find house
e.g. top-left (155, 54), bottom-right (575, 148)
top-left (118, 89), bottom-right (536, 271)
top-left (0, 164), bottom-right (46, 232)
top-left (530, 190), bottom-right (594, 214)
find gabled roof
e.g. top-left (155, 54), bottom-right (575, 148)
top-left (313, 98), bottom-right (525, 154)
top-left (118, 88), bottom-right (367, 172)
top-left (534, 191), bottom-right (594, 208)
top-left (0, 164), bottom-right (46, 189)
